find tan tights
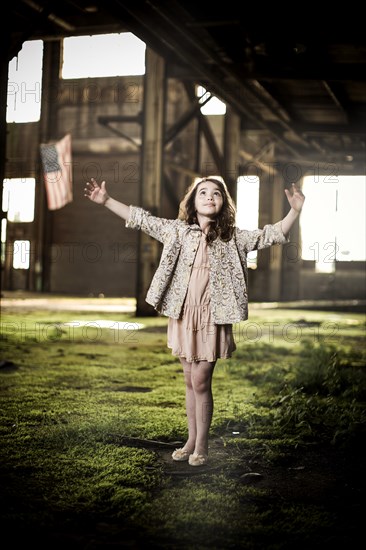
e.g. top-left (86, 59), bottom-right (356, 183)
top-left (179, 357), bottom-right (216, 456)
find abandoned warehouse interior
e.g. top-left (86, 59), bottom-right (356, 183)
top-left (2, 2), bottom-right (366, 313)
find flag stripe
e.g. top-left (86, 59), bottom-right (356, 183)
top-left (44, 172), bottom-right (63, 209)
top-left (40, 134), bottom-right (73, 210)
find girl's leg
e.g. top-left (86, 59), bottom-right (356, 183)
top-left (179, 357), bottom-right (196, 453)
top-left (191, 360), bottom-right (216, 456)
top-left (176, 358), bottom-right (216, 458)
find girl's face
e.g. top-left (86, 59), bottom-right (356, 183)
top-left (194, 180), bottom-right (224, 218)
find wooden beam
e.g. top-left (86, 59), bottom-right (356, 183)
top-left (136, 48), bottom-right (166, 316)
top-left (37, 40), bottom-right (62, 292)
top-left (224, 106), bottom-right (240, 197)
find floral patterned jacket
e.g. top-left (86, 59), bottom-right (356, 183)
top-left (126, 206), bottom-right (288, 324)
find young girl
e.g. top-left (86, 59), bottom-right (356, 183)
top-left (84, 176), bottom-right (305, 466)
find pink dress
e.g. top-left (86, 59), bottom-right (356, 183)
top-left (167, 233), bottom-right (236, 362)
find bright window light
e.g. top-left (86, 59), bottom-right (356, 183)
top-left (2, 178), bottom-right (36, 223)
top-left (1, 218), bottom-right (6, 243)
top-left (1, 219), bottom-right (6, 265)
top-left (62, 33), bottom-right (146, 78)
top-left (197, 85), bottom-right (226, 115)
top-left (236, 175), bottom-right (260, 269)
top-left (301, 175), bottom-right (366, 272)
top-left (7, 40), bottom-right (43, 123)
top-left (13, 240), bottom-right (30, 270)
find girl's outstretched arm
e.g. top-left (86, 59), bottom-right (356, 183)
top-left (281, 183), bottom-right (305, 236)
top-left (84, 178), bottom-right (130, 221)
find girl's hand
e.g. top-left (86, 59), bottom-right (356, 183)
top-left (284, 183), bottom-right (305, 213)
top-left (84, 178), bottom-right (109, 205)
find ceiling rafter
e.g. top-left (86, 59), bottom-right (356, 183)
top-left (109, 0), bottom-right (308, 158)
top-left (6, 0), bottom-right (366, 169)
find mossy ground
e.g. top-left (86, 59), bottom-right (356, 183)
top-left (1, 296), bottom-right (365, 549)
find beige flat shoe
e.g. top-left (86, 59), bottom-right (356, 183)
top-left (188, 452), bottom-right (208, 466)
top-left (172, 448), bottom-right (190, 461)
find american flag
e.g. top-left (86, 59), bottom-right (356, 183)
top-left (40, 133), bottom-right (73, 210)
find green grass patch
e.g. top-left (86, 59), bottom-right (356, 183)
top-left (1, 301), bottom-right (365, 547)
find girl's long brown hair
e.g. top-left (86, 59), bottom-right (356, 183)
top-left (178, 177), bottom-right (236, 244)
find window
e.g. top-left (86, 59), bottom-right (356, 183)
top-left (236, 175), bottom-right (260, 269)
top-left (7, 40), bottom-right (43, 123)
top-left (62, 33), bottom-right (146, 78)
top-left (1, 218), bottom-right (6, 265)
top-left (2, 178), bottom-right (36, 223)
top-left (13, 240), bottom-right (30, 269)
top-left (301, 175), bottom-right (366, 272)
top-left (197, 85), bottom-right (226, 115)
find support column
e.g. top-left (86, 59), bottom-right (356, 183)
top-left (268, 172), bottom-right (285, 301)
top-left (280, 163), bottom-right (303, 301)
top-left (224, 106), bottom-right (241, 198)
top-left (254, 165), bottom-right (284, 302)
top-left (0, 30), bottom-right (10, 291)
top-left (36, 41), bottom-right (62, 292)
top-left (136, 48), bottom-right (166, 316)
